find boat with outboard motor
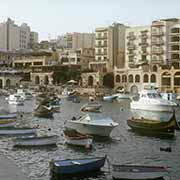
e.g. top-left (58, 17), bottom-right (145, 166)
top-left (130, 88), bottom-right (176, 112)
top-left (127, 111), bottom-right (179, 136)
top-left (65, 114), bottom-right (118, 137)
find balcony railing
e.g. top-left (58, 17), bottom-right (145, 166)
top-left (151, 31), bottom-right (165, 36)
top-left (127, 44), bottom-right (136, 50)
top-left (96, 35), bottom-right (107, 40)
top-left (95, 44), bottom-right (107, 47)
top-left (96, 52), bottom-right (107, 55)
top-left (139, 42), bottom-right (149, 46)
top-left (151, 40), bottom-right (164, 45)
top-left (152, 49), bottom-right (164, 54)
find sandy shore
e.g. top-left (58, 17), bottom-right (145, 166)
top-left (0, 154), bottom-right (28, 180)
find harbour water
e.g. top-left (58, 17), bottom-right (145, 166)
top-left (0, 96), bottom-right (180, 180)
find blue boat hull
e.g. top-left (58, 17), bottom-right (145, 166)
top-left (51, 156), bottom-right (106, 175)
top-left (0, 114), bottom-right (17, 119)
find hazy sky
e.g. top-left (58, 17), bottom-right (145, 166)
top-left (1, 0), bottom-right (180, 40)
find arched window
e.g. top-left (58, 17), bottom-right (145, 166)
top-left (88, 76), bottom-right (93, 86)
top-left (151, 74), bottom-right (156, 83)
top-left (152, 65), bottom-right (157, 72)
top-left (122, 75), bottom-right (127, 83)
top-left (143, 74), bottom-right (149, 83)
top-left (128, 74), bottom-right (133, 83)
top-left (35, 76), bottom-right (40, 85)
top-left (135, 75), bottom-right (140, 83)
top-left (116, 75), bottom-right (121, 83)
top-left (44, 75), bottom-right (49, 85)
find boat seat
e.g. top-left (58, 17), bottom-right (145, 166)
top-left (71, 161), bottom-right (81, 165)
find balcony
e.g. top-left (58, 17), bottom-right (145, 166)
top-left (152, 49), bottom-right (164, 54)
top-left (139, 42), bottom-right (149, 46)
top-left (127, 35), bottom-right (136, 40)
top-left (95, 44), bottom-right (107, 48)
top-left (95, 35), bottom-right (107, 40)
top-left (151, 31), bottom-right (165, 36)
top-left (96, 52), bottom-right (107, 56)
top-left (151, 40), bottom-right (164, 45)
top-left (140, 34), bottom-right (149, 39)
top-left (169, 49), bottom-right (180, 53)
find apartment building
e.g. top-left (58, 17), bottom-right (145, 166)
top-left (94, 23), bottom-right (127, 73)
top-left (0, 18), bottom-right (38, 51)
top-left (64, 32), bottom-right (95, 50)
top-left (30, 31), bottom-right (39, 44)
top-left (115, 18), bottom-right (180, 93)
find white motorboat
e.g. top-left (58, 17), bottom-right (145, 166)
top-left (7, 94), bottom-right (24, 105)
top-left (17, 89), bottom-right (33, 100)
top-left (130, 89), bottom-right (176, 112)
top-left (114, 92), bottom-right (131, 101)
top-left (65, 114), bottom-right (118, 137)
top-left (80, 102), bottom-right (103, 113)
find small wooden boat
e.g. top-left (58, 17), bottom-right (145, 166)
top-left (127, 111), bottom-right (179, 136)
top-left (112, 164), bottom-right (168, 180)
top-left (0, 127), bottom-right (36, 136)
top-left (49, 156), bottom-right (106, 176)
top-left (34, 105), bottom-right (53, 118)
top-left (0, 120), bottom-right (16, 128)
top-left (0, 113), bottom-right (17, 119)
top-left (63, 128), bottom-right (92, 148)
top-left (13, 135), bottom-right (58, 147)
top-left (81, 102), bottom-right (102, 113)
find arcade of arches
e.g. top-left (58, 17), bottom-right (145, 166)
top-left (115, 68), bottom-right (180, 93)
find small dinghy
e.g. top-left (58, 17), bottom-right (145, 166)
top-left (112, 164), bottom-right (168, 180)
top-left (49, 156), bottom-right (106, 176)
top-left (81, 102), bottom-right (102, 113)
top-left (0, 120), bottom-right (16, 128)
top-left (0, 127), bottom-right (36, 136)
top-left (34, 105), bottom-right (54, 118)
top-left (63, 128), bottom-right (92, 148)
top-left (13, 135), bottom-right (58, 147)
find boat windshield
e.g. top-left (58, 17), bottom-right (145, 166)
top-left (147, 93), bottom-right (162, 99)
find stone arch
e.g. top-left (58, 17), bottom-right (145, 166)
top-left (44, 75), bottom-right (49, 85)
top-left (135, 74), bottom-right (140, 83)
top-left (122, 75), bottom-right (127, 83)
top-left (174, 71), bottom-right (180, 86)
top-left (130, 85), bottom-right (138, 94)
top-left (116, 75), bottom-right (121, 83)
top-left (88, 76), bottom-right (94, 86)
top-left (6, 79), bottom-right (11, 88)
top-left (0, 79), bottom-right (2, 88)
top-left (161, 71), bottom-right (171, 86)
top-left (143, 74), bottom-right (149, 83)
top-left (152, 65), bottom-right (158, 72)
top-left (35, 76), bottom-right (40, 85)
top-left (128, 74), bottom-right (133, 83)
top-left (151, 74), bottom-right (156, 83)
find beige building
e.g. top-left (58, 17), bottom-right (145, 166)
top-left (64, 32), bottom-right (95, 50)
top-left (94, 23), bottom-right (127, 73)
top-left (115, 18), bottom-right (180, 93)
top-left (30, 31), bottom-right (39, 44)
top-left (0, 18), bottom-right (37, 51)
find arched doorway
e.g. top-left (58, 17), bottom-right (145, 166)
top-left (152, 65), bottom-right (158, 72)
top-left (0, 79), bottom-right (3, 88)
top-left (44, 75), bottom-right (49, 85)
top-left (122, 75), bottom-right (127, 83)
top-left (6, 79), bottom-right (11, 88)
top-left (135, 74), bottom-right (140, 83)
top-left (151, 74), bottom-right (156, 83)
top-left (143, 74), bottom-right (149, 83)
top-left (128, 74), bottom-right (133, 83)
top-left (88, 76), bottom-right (93, 86)
top-left (116, 75), bottom-right (121, 83)
top-left (130, 85), bottom-right (138, 94)
top-left (35, 76), bottom-right (40, 85)
top-left (103, 73), bottom-right (114, 88)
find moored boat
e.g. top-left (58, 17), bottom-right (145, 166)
top-left (127, 111), bottom-right (179, 136)
top-left (65, 114), bottom-right (118, 137)
top-left (7, 94), bottom-right (24, 105)
top-left (103, 95), bottom-right (117, 102)
top-left (0, 120), bottom-right (16, 128)
top-left (112, 164), bottom-right (168, 180)
top-left (0, 127), bottom-right (37, 136)
top-left (0, 113), bottom-right (17, 119)
top-left (81, 102), bottom-right (103, 113)
top-left (63, 128), bottom-right (93, 148)
top-left (34, 105), bottom-right (54, 118)
top-left (130, 89), bottom-right (176, 112)
top-left (13, 135), bottom-right (58, 147)
top-left (49, 156), bottom-right (106, 176)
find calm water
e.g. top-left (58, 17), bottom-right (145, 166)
top-left (0, 96), bottom-right (180, 180)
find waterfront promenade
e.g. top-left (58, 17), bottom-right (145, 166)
top-left (0, 154), bottom-right (28, 180)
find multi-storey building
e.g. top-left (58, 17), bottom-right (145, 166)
top-left (94, 23), bottom-right (127, 73)
top-left (30, 31), bottom-right (39, 44)
top-left (64, 32), bottom-right (95, 50)
top-left (115, 18), bottom-right (180, 93)
top-left (0, 18), bottom-right (37, 51)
